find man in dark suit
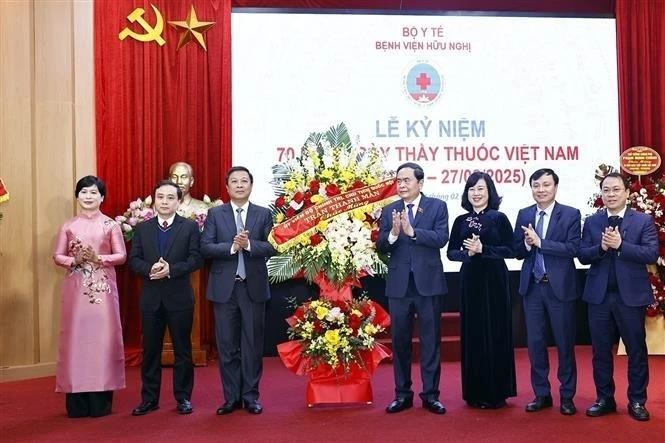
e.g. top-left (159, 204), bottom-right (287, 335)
top-left (377, 162), bottom-right (448, 415)
top-left (513, 168), bottom-right (580, 415)
top-left (201, 166), bottom-right (275, 416)
top-left (129, 180), bottom-right (203, 415)
top-left (579, 172), bottom-right (657, 422)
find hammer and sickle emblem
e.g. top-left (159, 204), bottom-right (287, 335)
top-left (118, 4), bottom-right (166, 46)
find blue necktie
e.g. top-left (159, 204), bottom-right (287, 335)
top-left (407, 203), bottom-right (415, 226)
top-left (533, 210), bottom-right (546, 281)
top-left (236, 208), bottom-right (246, 279)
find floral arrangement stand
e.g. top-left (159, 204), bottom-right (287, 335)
top-left (267, 123), bottom-right (396, 406)
top-left (277, 278), bottom-right (391, 407)
top-left (618, 316), bottom-right (665, 355)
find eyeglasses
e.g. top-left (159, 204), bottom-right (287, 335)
top-left (601, 187), bottom-right (626, 195)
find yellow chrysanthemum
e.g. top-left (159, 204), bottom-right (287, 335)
top-left (284, 181), bottom-right (296, 192)
top-left (299, 234), bottom-right (310, 246)
top-left (311, 194), bottom-right (325, 205)
top-left (275, 213), bottom-right (285, 223)
top-left (364, 323), bottom-right (378, 335)
top-left (324, 329), bottom-right (341, 346)
top-left (316, 305), bottom-right (329, 320)
top-left (340, 169), bottom-right (355, 183)
top-left (316, 219), bottom-right (329, 231)
top-left (320, 169), bottom-right (334, 180)
top-left (351, 309), bottom-right (362, 317)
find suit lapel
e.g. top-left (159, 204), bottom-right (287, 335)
top-left (619, 207), bottom-right (634, 235)
top-left (163, 215), bottom-right (184, 258)
top-left (545, 203), bottom-right (561, 239)
top-left (404, 194), bottom-right (426, 228)
top-left (223, 204), bottom-right (237, 234)
top-left (148, 218), bottom-right (161, 259)
top-left (245, 203), bottom-right (259, 235)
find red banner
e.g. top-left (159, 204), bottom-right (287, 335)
top-left (269, 179), bottom-right (397, 251)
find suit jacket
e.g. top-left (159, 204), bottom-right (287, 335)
top-left (513, 202), bottom-right (580, 301)
top-left (129, 215), bottom-right (203, 312)
top-left (377, 194), bottom-right (448, 298)
top-left (579, 207), bottom-right (658, 306)
top-left (201, 202), bottom-right (276, 303)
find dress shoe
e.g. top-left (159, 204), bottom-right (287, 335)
top-left (216, 400), bottom-right (242, 415)
top-left (176, 399), bottom-right (193, 415)
top-left (627, 402), bottom-right (650, 421)
top-left (560, 398), bottom-right (576, 415)
top-left (132, 400), bottom-right (159, 416)
top-left (245, 400), bottom-right (263, 415)
top-left (585, 398), bottom-right (617, 417)
top-left (385, 397), bottom-right (413, 413)
top-left (525, 395), bottom-right (553, 412)
top-left (422, 399), bottom-right (447, 415)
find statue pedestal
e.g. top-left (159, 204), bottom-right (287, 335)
top-left (161, 270), bottom-right (208, 366)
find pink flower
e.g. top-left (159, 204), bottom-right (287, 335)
top-left (128, 217), bottom-right (138, 226)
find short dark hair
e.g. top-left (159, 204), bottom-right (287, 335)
top-left (599, 172), bottom-right (630, 190)
top-left (396, 162), bottom-right (424, 181)
top-left (226, 166), bottom-right (254, 184)
top-left (75, 175), bottom-right (106, 198)
top-left (152, 180), bottom-right (183, 201)
top-left (529, 168), bottom-right (559, 186)
top-left (461, 171), bottom-right (502, 212)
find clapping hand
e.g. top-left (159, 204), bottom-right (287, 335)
top-left (601, 226), bottom-right (622, 251)
top-left (234, 229), bottom-right (249, 251)
top-left (390, 210), bottom-right (402, 236)
top-left (463, 234), bottom-right (482, 256)
top-left (521, 223), bottom-right (541, 248)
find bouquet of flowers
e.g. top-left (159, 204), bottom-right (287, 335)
top-left (115, 196), bottom-right (155, 241)
top-left (267, 123), bottom-right (397, 288)
top-left (285, 296), bottom-right (389, 373)
top-left (115, 194), bottom-right (221, 241)
top-left (588, 171), bottom-right (665, 316)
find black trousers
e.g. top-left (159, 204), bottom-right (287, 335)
top-left (141, 303), bottom-right (194, 403)
top-left (66, 391), bottom-right (113, 418)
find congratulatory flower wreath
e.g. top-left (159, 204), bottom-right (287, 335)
top-left (266, 122), bottom-right (397, 291)
top-left (268, 123), bottom-right (395, 398)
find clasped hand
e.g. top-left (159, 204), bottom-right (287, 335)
top-left (463, 234), bottom-right (482, 256)
top-left (73, 245), bottom-right (100, 265)
top-left (149, 257), bottom-right (170, 280)
top-left (601, 226), bottom-right (622, 251)
top-left (390, 209), bottom-right (415, 238)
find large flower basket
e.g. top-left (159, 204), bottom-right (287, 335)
top-left (277, 276), bottom-right (392, 406)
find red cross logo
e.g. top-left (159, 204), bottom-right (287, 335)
top-left (415, 72), bottom-right (431, 90)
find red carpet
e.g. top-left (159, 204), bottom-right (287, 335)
top-left (1, 347), bottom-right (663, 442)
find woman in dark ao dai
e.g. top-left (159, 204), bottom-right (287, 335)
top-left (447, 171), bottom-right (516, 409)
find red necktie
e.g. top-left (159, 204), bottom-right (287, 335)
top-left (162, 221), bottom-right (168, 229)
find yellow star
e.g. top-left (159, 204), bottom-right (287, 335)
top-left (168, 5), bottom-right (215, 51)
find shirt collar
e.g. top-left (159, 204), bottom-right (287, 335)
top-left (607, 206), bottom-right (627, 219)
top-left (158, 214), bottom-right (176, 227)
top-left (404, 194), bottom-right (422, 210)
top-left (231, 201), bottom-right (250, 213)
top-left (536, 201), bottom-right (556, 217)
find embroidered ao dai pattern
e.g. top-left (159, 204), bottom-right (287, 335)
top-left (448, 209), bottom-right (516, 406)
top-left (52, 212), bottom-right (126, 393)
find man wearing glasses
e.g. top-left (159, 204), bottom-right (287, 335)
top-left (579, 172), bottom-right (658, 421)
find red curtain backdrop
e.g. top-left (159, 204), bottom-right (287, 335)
top-left (95, 0), bottom-right (661, 359)
top-left (616, 0), bottom-right (665, 176)
top-left (94, 0), bottom-right (232, 357)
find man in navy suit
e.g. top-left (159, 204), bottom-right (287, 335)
top-left (201, 166), bottom-right (276, 416)
top-left (377, 162), bottom-right (449, 414)
top-left (579, 172), bottom-right (657, 421)
top-left (129, 180), bottom-right (203, 416)
top-left (513, 168), bottom-right (580, 415)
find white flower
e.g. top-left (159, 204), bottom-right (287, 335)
top-left (203, 194), bottom-right (211, 204)
top-left (144, 195), bottom-right (153, 206)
